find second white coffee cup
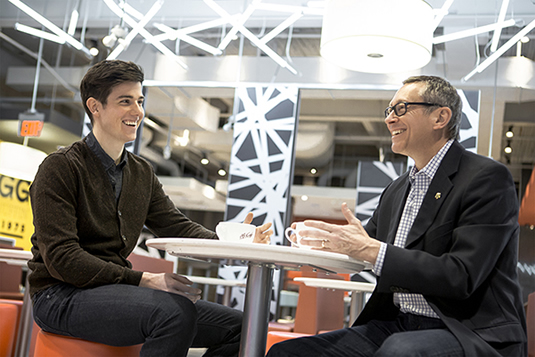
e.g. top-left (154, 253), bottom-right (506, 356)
top-left (284, 222), bottom-right (324, 249)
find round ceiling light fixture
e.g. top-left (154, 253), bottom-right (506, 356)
top-left (0, 142), bottom-right (47, 182)
top-left (320, 0), bottom-right (434, 73)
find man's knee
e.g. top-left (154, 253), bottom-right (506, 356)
top-left (266, 340), bottom-right (294, 357)
top-left (166, 294), bottom-right (198, 322)
top-left (375, 331), bottom-right (462, 357)
top-left (150, 293), bottom-right (198, 332)
top-left (375, 334), bottom-right (414, 357)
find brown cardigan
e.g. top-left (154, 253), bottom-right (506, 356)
top-left (28, 137), bottom-right (216, 297)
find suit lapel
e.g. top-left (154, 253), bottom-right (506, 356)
top-left (404, 141), bottom-right (463, 248)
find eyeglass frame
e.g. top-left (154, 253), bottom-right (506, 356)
top-left (384, 102), bottom-right (443, 119)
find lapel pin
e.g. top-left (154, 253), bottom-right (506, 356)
top-left (435, 192), bottom-right (441, 200)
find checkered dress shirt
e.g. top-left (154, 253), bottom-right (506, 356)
top-left (374, 139), bottom-right (454, 318)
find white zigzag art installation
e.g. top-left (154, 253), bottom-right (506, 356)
top-left (219, 85), bottom-right (299, 314)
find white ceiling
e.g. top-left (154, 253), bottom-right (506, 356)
top-left (1, 0), bottom-right (534, 219)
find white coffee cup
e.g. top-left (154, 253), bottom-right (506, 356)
top-left (284, 222), bottom-right (324, 249)
top-left (216, 222), bottom-right (256, 243)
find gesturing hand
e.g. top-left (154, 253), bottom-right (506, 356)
top-left (298, 203), bottom-right (381, 264)
top-left (139, 272), bottom-right (202, 303)
top-left (243, 212), bottom-right (273, 244)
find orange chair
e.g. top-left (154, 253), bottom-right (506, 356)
top-left (266, 272), bottom-right (345, 353)
top-left (292, 273), bottom-right (345, 335)
top-left (269, 270), bottom-right (346, 332)
top-left (0, 299), bottom-right (22, 357)
top-left (0, 303), bottom-right (19, 357)
top-left (33, 329), bottom-right (142, 357)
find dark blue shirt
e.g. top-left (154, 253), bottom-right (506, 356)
top-left (86, 131), bottom-right (127, 202)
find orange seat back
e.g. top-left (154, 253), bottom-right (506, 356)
top-left (293, 272), bottom-right (345, 334)
top-left (265, 271), bottom-right (346, 353)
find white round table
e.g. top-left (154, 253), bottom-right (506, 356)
top-left (146, 238), bottom-right (372, 357)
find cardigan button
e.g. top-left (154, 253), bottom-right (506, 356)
top-left (122, 235), bottom-right (127, 241)
top-left (118, 210), bottom-right (122, 216)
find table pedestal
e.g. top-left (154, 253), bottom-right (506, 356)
top-left (239, 263), bottom-right (274, 357)
top-left (349, 290), bottom-right (365, 325)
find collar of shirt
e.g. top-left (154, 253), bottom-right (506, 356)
top-left (86, 131), bottom-right (128, 171)
top-left (409, 139), bottom-right (455, 184)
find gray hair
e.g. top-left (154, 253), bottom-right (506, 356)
top-left (403, 75), bottom-right (462, 140)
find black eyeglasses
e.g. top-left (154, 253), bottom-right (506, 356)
top-left (384, 102), bottom-right (442, 118)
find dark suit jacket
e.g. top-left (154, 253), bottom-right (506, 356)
top-left (355, 141), bottom-right (527, 357)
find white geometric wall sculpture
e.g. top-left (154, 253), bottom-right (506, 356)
top-left (218, 85), bottom-right (300, 315)
top-left (457, 90), bottom-right (480, 153)
top-left (355, 161), bottom-right (405, 226)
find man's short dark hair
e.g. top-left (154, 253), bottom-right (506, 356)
top-left (80, 60), bottom-right (144, 123)
top-left (403, 75), bottom-right (462, 140)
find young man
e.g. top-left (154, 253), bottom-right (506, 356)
top-left (271, 76), bottom-right (527, 357)
top-left (29, 60), bottom-right (272, 356)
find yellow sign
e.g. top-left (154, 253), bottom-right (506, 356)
top-left (0, 175), bottom-right (34, 251)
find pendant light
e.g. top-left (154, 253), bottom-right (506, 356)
top-left (320, 0), bottom-right (434, 73)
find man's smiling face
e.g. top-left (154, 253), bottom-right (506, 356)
top-left (92, 81), bottom-right (145, 147)
top-left (385, 82), bottom-right (439, 164)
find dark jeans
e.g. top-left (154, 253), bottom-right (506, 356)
top-left (33, 283), bottom-right (242, 357)
top-left (267, 312), bottom-right (464, 357)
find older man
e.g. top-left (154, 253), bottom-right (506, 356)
top-left (270, 75), bottom-right (526, 357)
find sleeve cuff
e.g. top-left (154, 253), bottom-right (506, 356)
top-left (372, 242), bottom-right (387, 276)
top-left (124, 269), bottom-right (144, 286)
